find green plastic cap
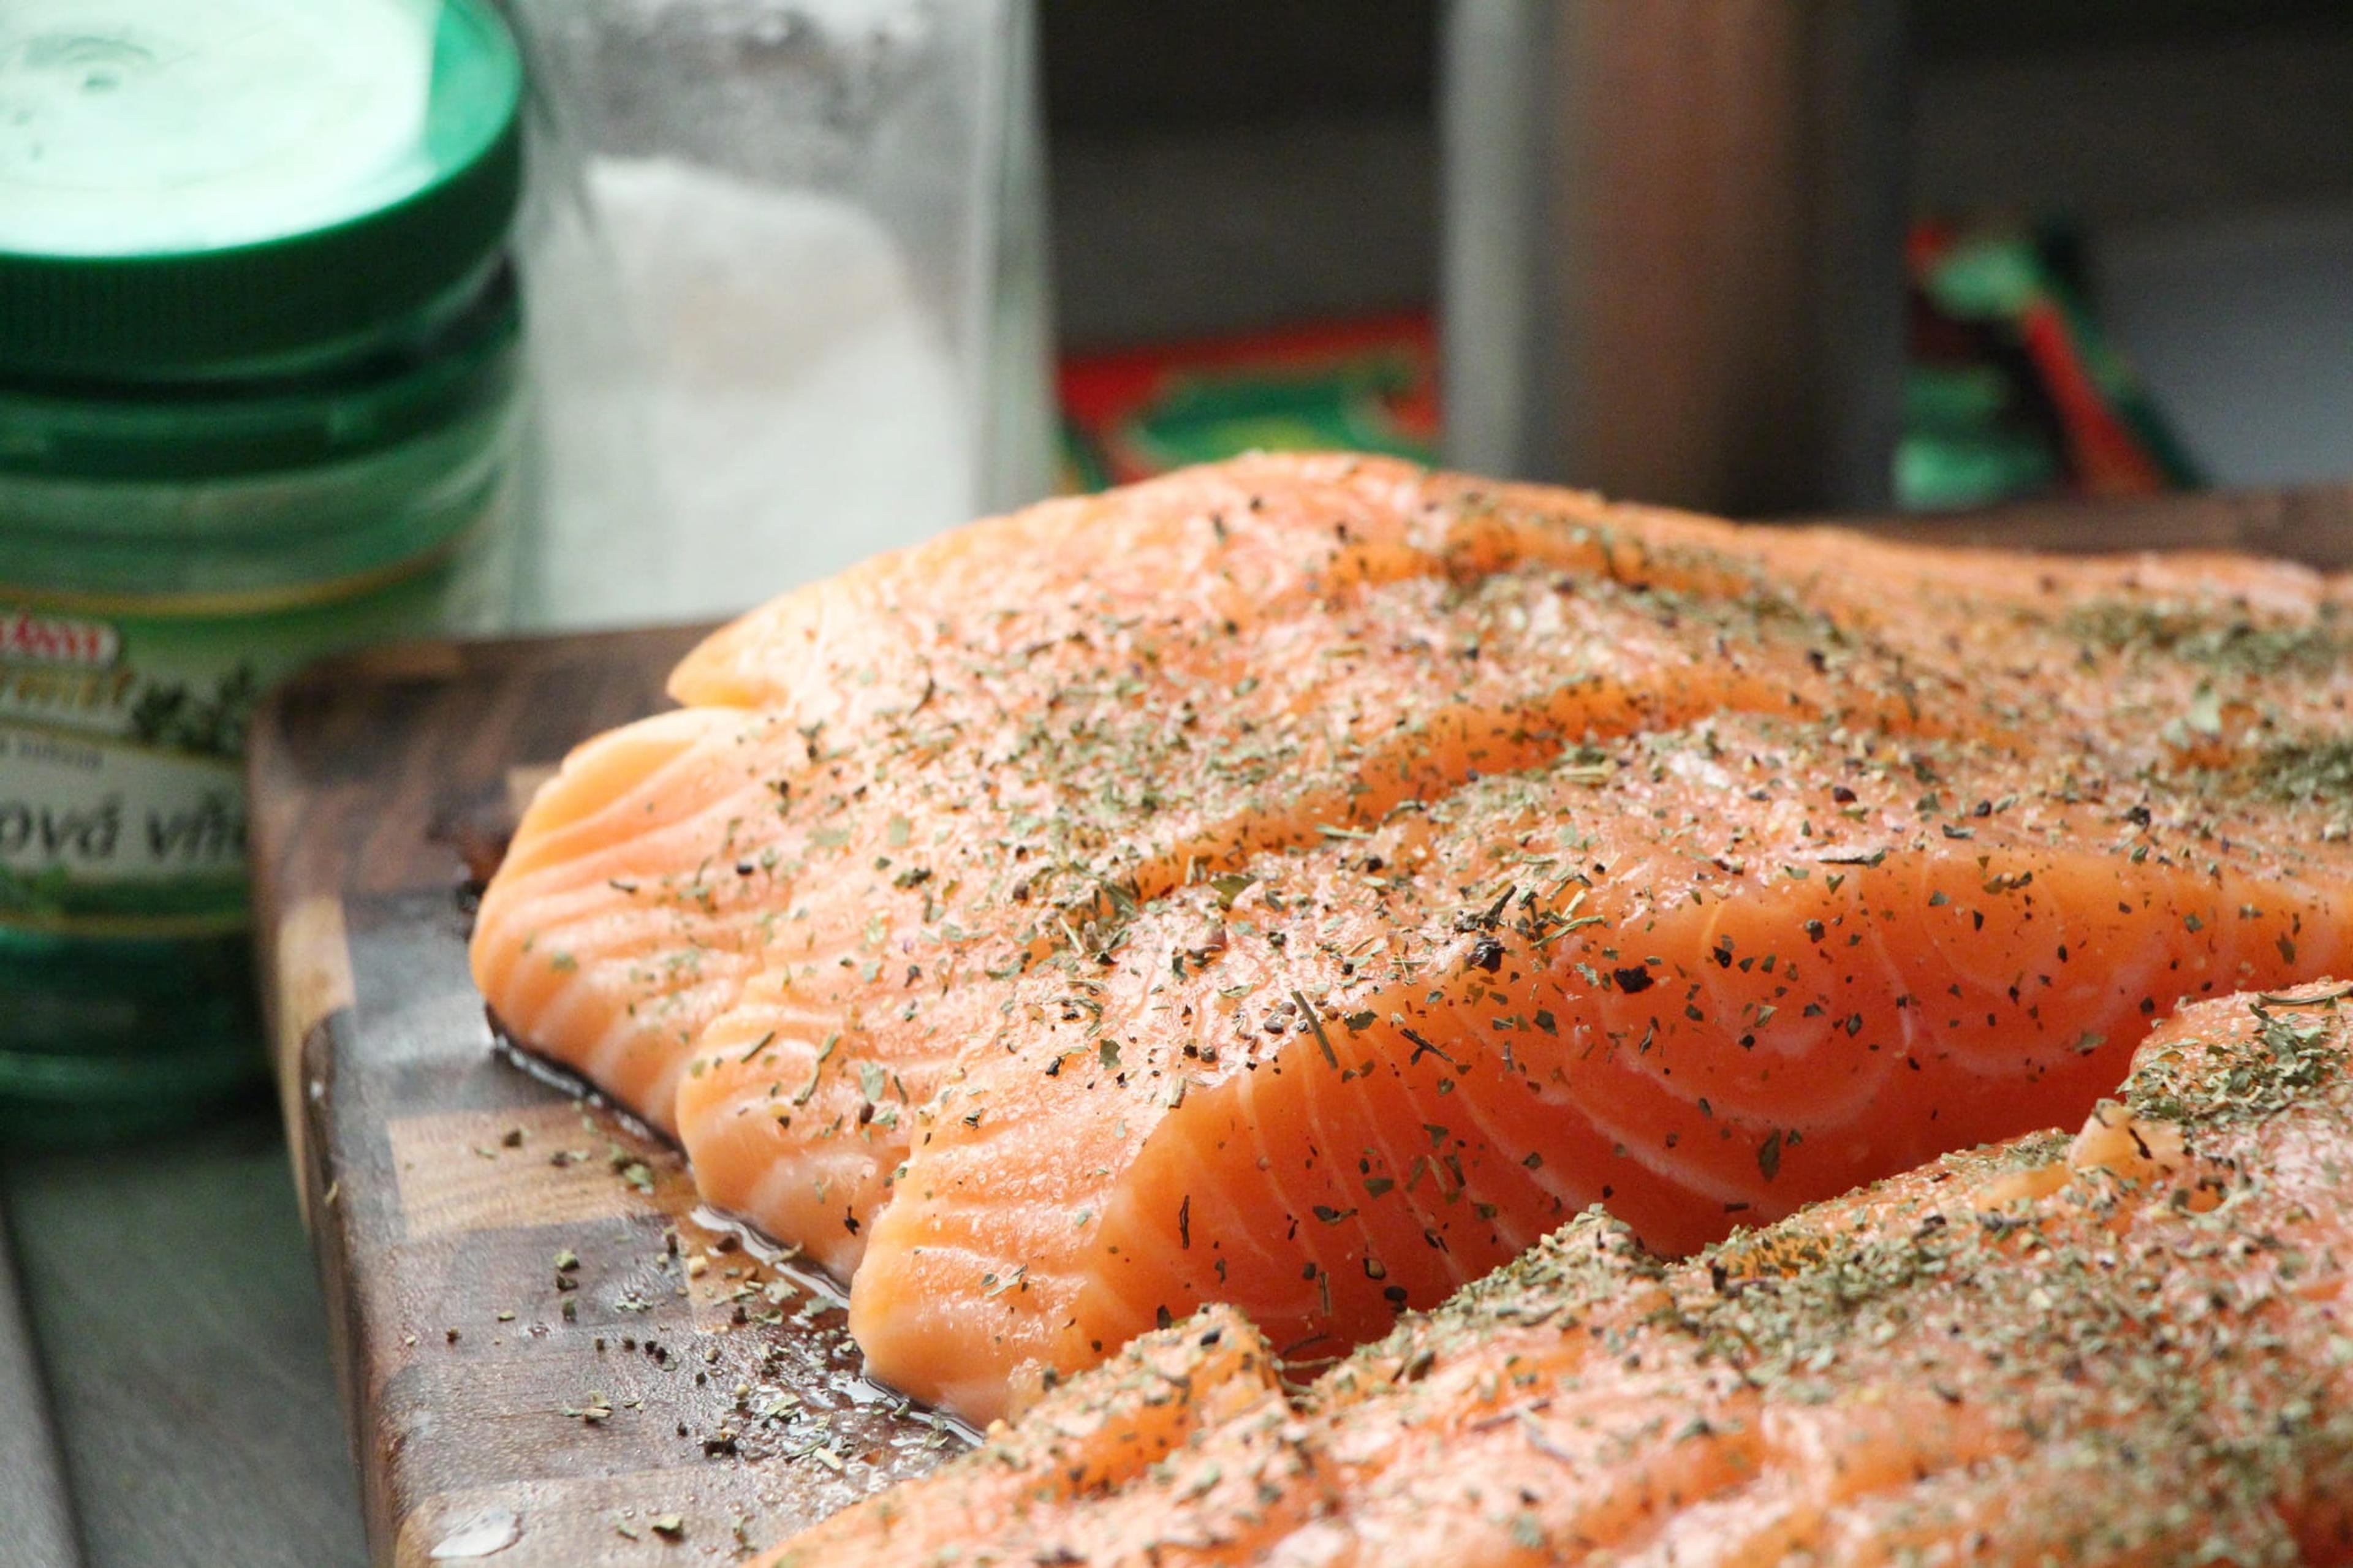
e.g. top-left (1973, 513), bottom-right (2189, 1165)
top-left (0, 0), bottom-right (523, 381)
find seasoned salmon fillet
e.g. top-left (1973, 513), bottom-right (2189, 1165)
top-left (847, 718), bottom-right (2352, 1417)
top-left (760, 984), bottom-right (2353, 1567)
top-left (470, 453), bottom-right (2353, 1420)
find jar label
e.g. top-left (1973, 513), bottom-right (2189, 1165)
top-left (0, 538), bottom-right (491, 939)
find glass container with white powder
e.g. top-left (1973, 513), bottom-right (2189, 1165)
top-left (504, 0), bottom-right (1055, 629)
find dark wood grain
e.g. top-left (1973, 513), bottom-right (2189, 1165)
top-left (1829, 482), bottom-right (2353, 567)
top-left (248, 627), bottom-right (967, 1568)
top-left (246, 480), bottom-right (2353, 1567)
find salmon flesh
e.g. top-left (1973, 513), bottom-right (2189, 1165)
top-left (758, 985), bottom-right (2353, 1567)
top-left (470, 453), bottom-right (2353, 1425)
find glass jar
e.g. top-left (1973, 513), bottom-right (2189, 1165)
top-left (502, 0), bottom-right (1055, 629)
top-left (0, 0), bottom-right (527, 1142)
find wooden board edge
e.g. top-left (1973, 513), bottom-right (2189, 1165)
top-left (1831, 480), bottom-right (2353, 566)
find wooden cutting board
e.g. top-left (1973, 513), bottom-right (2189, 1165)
top-left (248, 627), bottom-right (969, 1568)
top-left (246, 483), bottom-right (2353, 1567)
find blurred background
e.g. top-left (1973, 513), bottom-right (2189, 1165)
top-left (506, 0), bottom-right (2353, 634)
top-left (4, 2), bottom-right (2349, 1564)
top-left (1042, 0), bottom-right (2351, 513)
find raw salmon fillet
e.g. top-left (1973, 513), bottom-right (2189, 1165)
top-left (760, 983), bottom-right (2353, 1567)
top-left (469, 453), bottom-right (2353, 1422)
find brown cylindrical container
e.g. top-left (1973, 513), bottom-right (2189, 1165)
top-left (1443, 0), bottom-right (1908, 515)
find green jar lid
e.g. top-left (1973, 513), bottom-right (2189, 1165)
top-left (0, 0), bottom-right (523, 381)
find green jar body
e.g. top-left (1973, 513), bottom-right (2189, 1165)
top-left (0, 307), bottom-right (523, 1142)
top-left (0, 0), bottom-right (526, 1142)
